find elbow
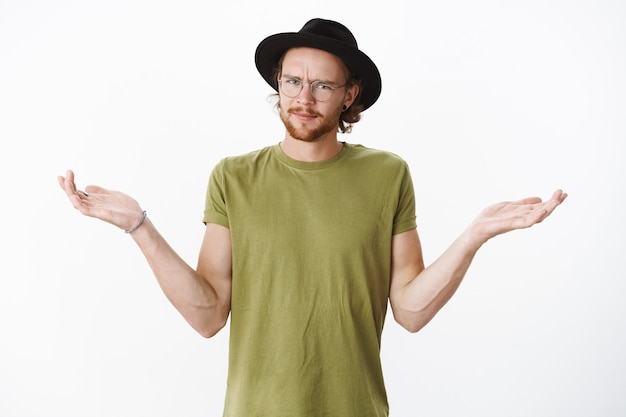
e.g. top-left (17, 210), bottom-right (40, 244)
top-left (199, 329), bottom-right (219, 339)
top-left (396, 319), bottom-right (425, 334)
top-left (197, 318), bottom-right (227, 338)
top-left (393, 309), bottom-right (432, 334)
top-left (196, 311), bottom-right (229, 339)
top-left (198, 326), bottom-right (220, 339)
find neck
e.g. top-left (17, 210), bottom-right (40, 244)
top-left (280, 134), bottom-right (344, 162)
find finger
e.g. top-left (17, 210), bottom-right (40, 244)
top-left (60, 174), bottom-right (85, 209)
top-left (525, 212), bottom-right (547, 226)
top-left (61, 173), bottom-right (77, 195)
top-left (540, 197), bottom-right (564, 217)
top-left (514, 206), bottom-right (550, 228)
top-left (552, 189), bottom-right (568, 204)
top-left (533, 193), bottom-right (567, 223)
top-left (61, 171), bottom-right (95, 198)
top-left (84, 184), bottom-right (110, 194)
top-left (511, 196), bottom-right (542, 206)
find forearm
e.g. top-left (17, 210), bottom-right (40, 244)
top-left (129, 218), bottom-right (229, 337)
top-left (393, 228), bottom-right (483, 333)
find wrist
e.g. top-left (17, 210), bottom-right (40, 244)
top-left (125, 210), bottom-right (147, 234)
top-left (460, 224), bottom-right (488, 252)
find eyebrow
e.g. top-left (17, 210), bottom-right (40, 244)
top-left (281, 74), bottom-right (340, 85)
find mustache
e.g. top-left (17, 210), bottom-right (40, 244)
top-left (287, 107), bottom-right (323, 117)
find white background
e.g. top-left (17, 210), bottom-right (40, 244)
top-left (1, 0), bottom-right (624, 416)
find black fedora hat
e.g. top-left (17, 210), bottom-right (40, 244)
top-left (254, 18), bottom-right (382, 111)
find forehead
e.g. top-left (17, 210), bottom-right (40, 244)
top-left (281, 47), bottom-right (349, 80)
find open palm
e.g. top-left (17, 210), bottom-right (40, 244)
top-left (58, 170), bottom-right (144, 232)
top-left (470, 189), bottom-right (567, 244)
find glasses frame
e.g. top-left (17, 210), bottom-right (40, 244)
top-left (278, 77), bottom-right (347, 102)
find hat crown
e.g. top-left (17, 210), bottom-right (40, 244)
top-left (299, 18), bottom-right (358, 49)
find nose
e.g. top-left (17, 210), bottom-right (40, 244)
top-left (296, 82), bottom-right (315, 104)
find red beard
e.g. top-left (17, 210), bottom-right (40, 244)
top-left (280, 105), bottom-right (343, 142)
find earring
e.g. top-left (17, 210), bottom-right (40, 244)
top-left (342, 105), bottom-right (348, 112)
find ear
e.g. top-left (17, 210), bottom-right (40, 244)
top-left (343, 83), bottom-right (360, 109)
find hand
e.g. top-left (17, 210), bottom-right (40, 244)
top-left (469, 189), bottom-right (568, 245)
top-left (58, 170), bottom-right (145, 231)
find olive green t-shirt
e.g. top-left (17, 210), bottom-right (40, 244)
top-left (204, 143), bottom-right (417, 417)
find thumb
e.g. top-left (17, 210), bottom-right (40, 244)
top-left (84, 184), bottom-right (110, 194)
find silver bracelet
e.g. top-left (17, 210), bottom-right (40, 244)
top-left (125, 210), bottom-right (147, 234)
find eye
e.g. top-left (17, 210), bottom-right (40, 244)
top-left (284, 78), bottom-right (301, 86)
top-left (313, 82), bottom-right (333, 91)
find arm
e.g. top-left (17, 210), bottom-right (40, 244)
top-left (389, 189), bottom-right (567, 333)
top-left (58, 170), bottom-right (232, 338)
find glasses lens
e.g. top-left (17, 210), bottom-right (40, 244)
top-left (280, 79), bottom-right (301, 98)
top-left (311, 82), bottom-right (333, 102)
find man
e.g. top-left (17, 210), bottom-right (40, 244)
top-left (59, 18), bottom-right (567, 417)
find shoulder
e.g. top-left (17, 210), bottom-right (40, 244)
top-left (213, 146), bottom-right (275, 173)
top-left (346, 143), bottom-right (410, 170)
top-left (220, 145), bottom-right (274, 165)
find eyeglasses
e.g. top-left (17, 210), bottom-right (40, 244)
top-left (278, 77), bottom-right (346, 102)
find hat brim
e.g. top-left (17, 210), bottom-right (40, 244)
top-left (255, 32), bottom-right (381, 111)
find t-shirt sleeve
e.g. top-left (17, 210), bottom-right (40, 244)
top-left (203, 159), bottom-right (230, 228)
top-left (392, 162), bottom-right (417, 235)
